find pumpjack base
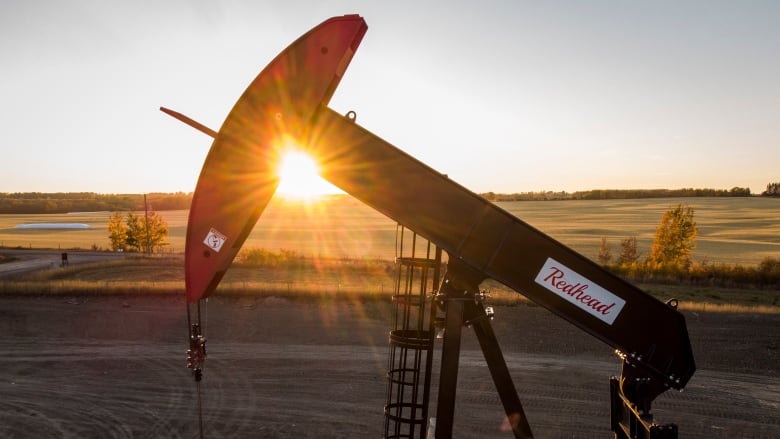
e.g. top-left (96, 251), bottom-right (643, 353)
top-left (610, 377), bottom-right (678, 439)
top-left (432, 258), bottom-right (534, 439)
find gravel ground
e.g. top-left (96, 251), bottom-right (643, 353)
top-left (0, 295), bottom-right (777, 438)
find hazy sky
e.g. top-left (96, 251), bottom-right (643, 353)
top-left (2, 1), bottom-right (778, 195)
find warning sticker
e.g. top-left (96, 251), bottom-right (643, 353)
top-left (203, 228), bottom-right (227, 253)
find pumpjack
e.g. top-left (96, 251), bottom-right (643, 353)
top-left (163, 15), bottom-right (695, 438)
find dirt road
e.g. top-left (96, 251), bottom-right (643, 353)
top-left (0, 250), bottom-right (131, 278)
top-left (0, 295), bottom-right (777, 438)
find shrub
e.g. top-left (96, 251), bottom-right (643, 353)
top-left (618, 237), bottom-right (640, 266)
top-left (608, 258), bottom-right (780, 289)
top-left (598, 237), bottom-right (612, 265)
top-left (237, 248), bottom-right (304, 267)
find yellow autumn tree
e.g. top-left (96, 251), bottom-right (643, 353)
top-left (107, 211), bottom-right (128, 251)
top-left (647, 204), bottom-right (698, 270)
top-left (107, 210), bottom-right (169, 253)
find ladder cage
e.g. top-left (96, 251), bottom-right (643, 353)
top-left (383, 225), bottom-right (441, 439)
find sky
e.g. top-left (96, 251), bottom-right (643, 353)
top-left (1, 0), bottom-right (778, 195)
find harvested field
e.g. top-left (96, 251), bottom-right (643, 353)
top-left (1, 196), bottom-right (779, 265)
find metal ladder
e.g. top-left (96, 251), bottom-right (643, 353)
top-left (383, 225), bottom-right (441, 439)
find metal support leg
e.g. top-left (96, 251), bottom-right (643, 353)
top-left (434, 296), bottom-right (465, 439)
top-left (466, 302), bottom-right (534, 439)
top-left (432, 258), bottom-right (533, 438)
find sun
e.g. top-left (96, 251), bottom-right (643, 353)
top-left (275, 149), bottom-right (341, 199)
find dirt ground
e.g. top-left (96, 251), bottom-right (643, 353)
top-left (0, 295), bottom-right (777, 438)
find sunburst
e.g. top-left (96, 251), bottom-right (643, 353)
top-left (275, 148), bottom-right (340, 200)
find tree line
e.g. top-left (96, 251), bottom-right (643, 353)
top-left (1, 184), bottom-right (776, 214)
top-left (0, 192), bottom-right (192, 214)
top-left (481, 186), bottom-right (761, 201)
top-left (763, 182), bottom-right (780, 196)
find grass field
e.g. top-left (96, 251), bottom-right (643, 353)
top-left (508, 197), bottom-right (780, 266)
top-left (4, 255), bottom-right (778, 313)
top-left (1, 196), bottom-right (778, 265)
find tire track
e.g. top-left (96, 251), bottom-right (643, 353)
top-left (1, 297), bottom-right (778, 438)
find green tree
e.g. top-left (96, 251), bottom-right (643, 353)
top-left (107, 212), bottom-right (128, 251)
top-left (124, 212), bottom-right (144, 252)
top-left (142, 210), bottom-right (170, 253)
top-left (729, 186), bottom-right (751, 196)
top-left (762, 182), bottom-right (780, 196)
top-left (618, 236), bottom-right (640, 266)
top-left (597, 237), bottom-right (612, 265)
top-left (648, 204), bottom-right (698, 269)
